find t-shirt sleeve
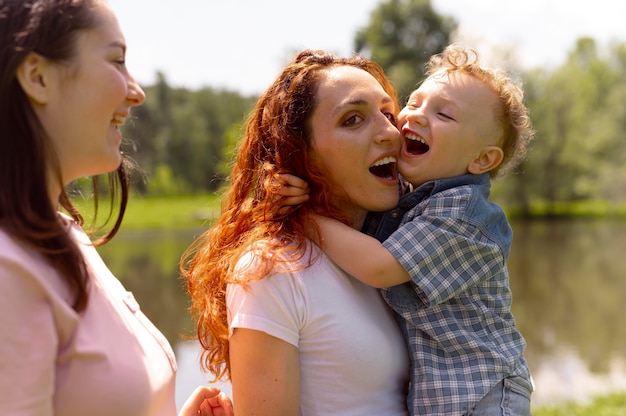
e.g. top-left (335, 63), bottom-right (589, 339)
top-left (0, 255), bottom-right (57, 415)
top-left (227, 255), bottom-right (306, 348)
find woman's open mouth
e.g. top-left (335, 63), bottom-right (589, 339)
top-left (369, 156), bottom-right (398, 181)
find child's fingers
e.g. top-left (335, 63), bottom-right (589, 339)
top-left (199, 391), bottom-right (234, 416)
top-left (278, 173), bottom-right (309, 190)
top-left (179, 386), bottom-right (233, 416)
top-left (275, 196), bottom-right (310, 217)
top-left (282, 194), bottom-right (309, 206)
top-left (276, 187), bottom-right (307, 197)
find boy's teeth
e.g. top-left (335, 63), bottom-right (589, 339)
top-left (406, 133), bottom-right (426, 144)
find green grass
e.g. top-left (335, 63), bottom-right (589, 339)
top-left (70, 192), bottom-right (626, 232)
top-left (73, 193), bottom-right (223, 231)
top-left (532, 393), bottom-right (626, 415)
top-left (123, 193), bottom-right (222, 229)
top-left (527, 199), bottom-right (626, 218)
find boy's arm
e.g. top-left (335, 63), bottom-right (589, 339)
top-left (312, 214), bottom-right (410, 288)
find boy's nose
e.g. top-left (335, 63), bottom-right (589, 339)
top-left (406, 111), bottom-right (428, 126)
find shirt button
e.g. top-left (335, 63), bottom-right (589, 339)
top-left (390, 209), bottom-right (399, 218)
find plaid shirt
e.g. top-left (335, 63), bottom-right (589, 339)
top-left (368, 173), bottom-right (532, 415)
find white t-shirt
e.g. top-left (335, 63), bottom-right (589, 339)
top-left (228, 243), bottom-right (410, 415)
top-left (0, 216), bottom-right (177, 416)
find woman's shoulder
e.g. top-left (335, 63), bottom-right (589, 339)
top-left (0, 223), bottom-right (77, 309)
top-left (0, 226), bottom-right (45, 267)
top-left (235, 238), bottom-right (321, 274)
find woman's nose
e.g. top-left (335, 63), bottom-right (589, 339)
top-left (126, 73), bottom-right (146, 107)
top-left (375, 116), bottom-right (401, 145)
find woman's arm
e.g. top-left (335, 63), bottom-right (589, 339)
top-left (229, 328), bottom-right (300, 415)
top-left (0, 260), bottom-right (57, 415)
top-left (313, 215), bottom-right (410, 288)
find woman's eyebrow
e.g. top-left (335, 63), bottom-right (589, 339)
top-left (331, 99), bottom-right (367, 117)
top-left (108, 40), bottom-right (126, 53)
top-left (332, 94), bottom-right (394, 116)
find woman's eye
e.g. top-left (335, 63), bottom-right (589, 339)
top-left (384, 112), bottom-right (397, 124)
top-left (344, 114), bottom-right (364, 126)
top-left (113, 57), bottom-right (126, 68)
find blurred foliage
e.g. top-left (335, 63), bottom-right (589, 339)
top-left (123, 72), bottom-right (256, 194)
top-left (354, 0), bottom-right (457, 102)
top-left (108, 0), bottom-right (626, 219)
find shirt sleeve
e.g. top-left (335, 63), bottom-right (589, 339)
top-left (227, 253), bottom-right (306, 348)
top-left (0, 256), bottom-right (57, 416)
top-left (383, 213), bottom-right (505, 307)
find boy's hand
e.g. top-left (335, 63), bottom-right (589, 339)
top-left (271, 173), bottom-right (309, 217)
top-left (179, 386), bottom-right (234, 416)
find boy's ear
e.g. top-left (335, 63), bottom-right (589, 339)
top-left (16, 52), bottom-right (50, 105)
top-left (467, 145), bottom-right (504, 175)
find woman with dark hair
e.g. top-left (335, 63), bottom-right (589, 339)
top-left (183, 49), bottom-right (410, 415)
top-left (0, 1), bottom-right (230, 415)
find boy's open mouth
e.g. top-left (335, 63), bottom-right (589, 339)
top-left (405, 133), bottom-right (429, 155)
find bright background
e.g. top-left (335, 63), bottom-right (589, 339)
top-left (108, 0), bottom-right (626, 95)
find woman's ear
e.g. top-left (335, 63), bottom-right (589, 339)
top-left (467, 145), bottom-right (504, 175)
top-left (16, 52), bottom-right (50, 104)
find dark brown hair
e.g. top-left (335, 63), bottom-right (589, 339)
top-left (0, 0), bottom-right (130, 312)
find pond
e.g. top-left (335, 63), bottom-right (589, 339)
top-left (96, 218), bottom-right (626, 411)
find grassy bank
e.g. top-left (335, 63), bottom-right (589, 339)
top-left (76, 193), bottom-right (626, 232)
top-left (123, 193), bottom-right (222, 230)
top-left (73, 193), bottom-right (222, 231)
top-left (532, 393), bottom-right (626, 415)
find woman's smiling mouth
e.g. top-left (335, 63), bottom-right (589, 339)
top-left (369, 156), bottom-right (398, 180)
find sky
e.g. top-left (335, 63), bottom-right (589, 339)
top-left (108, 0), bottom-right (626, 96)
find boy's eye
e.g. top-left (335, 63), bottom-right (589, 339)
top-left (438, 112), bottom-right (455, 121)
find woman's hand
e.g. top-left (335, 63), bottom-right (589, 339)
top-left (179, 386), bottom-right (234, 416)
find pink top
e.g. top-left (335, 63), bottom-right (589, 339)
top-left (0, 215), bottom-right (177, 416)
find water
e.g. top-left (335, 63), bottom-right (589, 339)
top-left (97, 218), bottom-right (626, 410)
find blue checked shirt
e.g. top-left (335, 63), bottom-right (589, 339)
top-left (367, 173), bottom-right (532, 415)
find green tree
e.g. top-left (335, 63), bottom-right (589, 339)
top-left (166, 88), bottom-right (254, 192)
top-left (122, 74), bottom-right (255, 194)
top-left (217, 120), bottom-right (247, 180)
top-left (121, 72), bottom-right (173, 193)
top-left (354, 0), bottom-right (456, 101)
top-left (520, 37), bottom-right (626, 214)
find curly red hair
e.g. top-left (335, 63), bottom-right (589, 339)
top-left (180, 49), bottom-right (398, 381)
